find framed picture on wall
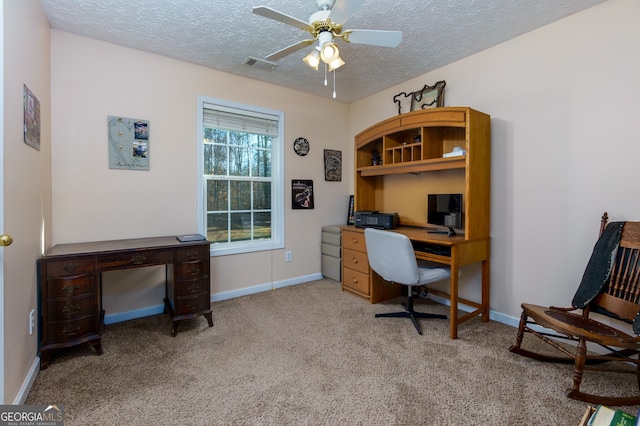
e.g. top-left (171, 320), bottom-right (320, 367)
top-left (347, 195), bottom-right (355, 225)
top-left (324, 149), bottom-right (342, 181)
top-left (292, 179), bottom-right (314, 209)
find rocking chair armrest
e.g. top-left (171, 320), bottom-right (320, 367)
top-left (548, 306), bottom-right (579, 312)
top-left (620, 335), bottom-right (640, 344)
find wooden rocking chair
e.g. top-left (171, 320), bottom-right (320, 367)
top-left (509, 212), bottom-right (640, 406)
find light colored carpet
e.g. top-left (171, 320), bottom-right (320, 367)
top-left (26, 279), bottom-right (639, 425)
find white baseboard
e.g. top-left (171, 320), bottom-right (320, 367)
top-left (104, 273), bottom-right (324, 324)
top-left (14, 356), bottom-right (40, 404)
top-left (427, 293), bottom-right (520, 328)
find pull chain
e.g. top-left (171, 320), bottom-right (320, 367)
top-left (333, 69), bottom-right (336, 99)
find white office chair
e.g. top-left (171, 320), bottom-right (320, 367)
top-left (364, 228), bottom-right (449, 335)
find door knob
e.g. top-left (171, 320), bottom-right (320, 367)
top-left (0, 234), bottom-right (13, 247)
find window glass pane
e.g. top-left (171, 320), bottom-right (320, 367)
top-left (252, 149), bottom-right (271, 177)
top-left (207, 213), bottom-right (228, 243)
top-left (213, 128), bottom-right (227, 144)
top-left (230, 213), bottom-right (251, 241)
top-left (253, 181), bottom-right (271, 210)
top-left (229, 146), bottom-right (249, 176)
top-left (229, 131), bottom-right (250, 147)
top-left (254, 212), bottom-right (271, 239)
top-left (250, 134), bottom-right (271, 149)
top-left (207, 180), bottom-right (228, 211)
top-left (230, 181), bottom-right (251, 210)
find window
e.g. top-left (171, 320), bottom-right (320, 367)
top-left (198, 96), bottom-right (284, 256)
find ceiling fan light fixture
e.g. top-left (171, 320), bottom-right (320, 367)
top-left (320, 42), bottom-right (339, 63)
top-left (328, 56), bottom-right (345, 72)
top-left (303, 48), bottom-right (321, 70)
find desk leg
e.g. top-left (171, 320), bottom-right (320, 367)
top-left (481, 258), bottom-right (490, 322)
top-left (449, 265), bottom-right (459, 339)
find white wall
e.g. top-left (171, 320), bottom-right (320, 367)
top-left (350, 0), bottom-right (640, 321)
top-left (50, 31), bottom-right (351, 314)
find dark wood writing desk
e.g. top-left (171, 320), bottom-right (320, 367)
top-left (38, 236), bottom-right (212, 369)
top-left (342, 226), bottom-right (490, 339)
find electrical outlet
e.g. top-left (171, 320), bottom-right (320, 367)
top-left (29, 309), bottom-right (35, 335)
top-left (285, 251), bottom-right (292, 262)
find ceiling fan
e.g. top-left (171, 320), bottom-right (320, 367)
top-left (252, 0), bottom-right (402, 72)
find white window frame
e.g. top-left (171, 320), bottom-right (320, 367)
top-left (197, 96), bottom-right (285, 256)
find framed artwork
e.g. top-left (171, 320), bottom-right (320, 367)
top-left (291, 180), bottom-right (314, 209)
top-left (324, 149), bottom-right (342, 181)
top-left (108, 115), bottom-right (150, 170)
top-left (347, 195), bottom-right (355, 225)
top-left (23, 85), bottom-right (41, 151)
top-left (393, 80), bottom-right (446, 115)
top-left (411, 81), bottom-right (446, 111)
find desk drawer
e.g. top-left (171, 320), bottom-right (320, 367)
top-left (45, 257), bottom-right (94, 277)
top-left (98, 250), bottom-right (174, 270)
top-left (176, 245), bottom-right (210, 262)
top-left (343, 248), bottom-right (369, 274)
top-left (175, 277), bottom-right (209, 297)
top-left (47, 274), bottom-right (95, 298)
top-left (175, 260), bottom-right (209, 280)
top-left (46, 294), bottom-right (95, 322)
top-left (46, 316), bottom-right (97, 343)
top-left (174, 293), bottom-right (211, 316)
top-left (342, 230), bottom-right (366, 253)
top-left (343, 267), bottom-right (370, 296)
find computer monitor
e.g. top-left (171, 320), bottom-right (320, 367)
top-left (427, 193), bottom-right (463, 230)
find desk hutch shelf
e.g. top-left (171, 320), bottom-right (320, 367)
top-left (342, 107), bottom-right (491, 339)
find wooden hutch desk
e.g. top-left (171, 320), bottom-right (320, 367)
top-left (38, 236), bottom-right (212, 369)
top-left (344, 107), bottom-right (491, 339)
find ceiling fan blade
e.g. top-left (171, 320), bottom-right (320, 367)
top-left (253, 6), bottom-right (312, 32)
top-left (328, 0), bottom-right (365, 25)
top-left (345, 29), bottom-right (402, 48)
top-left (265, 39), bottom-right (314, 61)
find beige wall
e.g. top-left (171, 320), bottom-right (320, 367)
top-left (50, 31), bottom-right (351, 315)
top-left (2, 0), bottom-right (52, 403)
top-left (349, 0), bottom-right (640, 321)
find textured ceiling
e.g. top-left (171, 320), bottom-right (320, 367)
top-left (39, 0), bottom-right (605, 103)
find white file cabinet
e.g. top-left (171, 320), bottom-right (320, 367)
top-left (321, 226), bottom-right (341, 281)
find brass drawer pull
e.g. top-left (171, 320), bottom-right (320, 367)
top-left (61, 283), bottom-right (80, 293)
top-left (130, 254), bottom-right (146, 265)
top-left (185, 249), bottom-right (199, 260)
top-left (63, 262), bottom-right (80, 274)
top-left (62, 304), bottom-right (81, 314)
top-left (187, 266), bottom-right (201, 276)
top-left (62, 325), bottom-right (81, 336)
top-left (186, 283), bottom-right (200, 293)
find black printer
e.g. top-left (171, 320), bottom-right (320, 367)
top-left (354, 211), bottom-right (400, 229)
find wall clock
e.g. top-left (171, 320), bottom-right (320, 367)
top-left (293, 137), bottom-right (310, 156)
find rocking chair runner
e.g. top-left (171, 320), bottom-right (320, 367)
top-left (509, 212), bottom-right (640, 406)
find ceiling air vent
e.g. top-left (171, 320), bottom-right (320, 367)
top-left (243, 57), bottom-right (277, 72)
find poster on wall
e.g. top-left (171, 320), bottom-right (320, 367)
top-left (107, 115), bottom-right (150, 170)
top-left (291, 179), bottom-right (314, 209)
top-left (23, 85), bottom-right (41, 151)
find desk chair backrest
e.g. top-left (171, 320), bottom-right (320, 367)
top-left (364, 228), bottom-right (420, 285)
